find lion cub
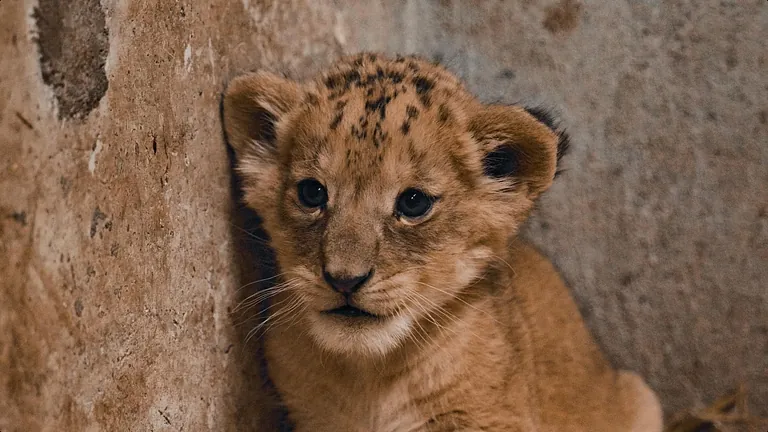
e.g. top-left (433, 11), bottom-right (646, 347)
top-left (223, 53), bottom-right (662, 432)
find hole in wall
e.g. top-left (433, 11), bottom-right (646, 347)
top-left (33, 0), bottom-right (109, 120)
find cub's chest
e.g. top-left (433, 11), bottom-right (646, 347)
top-left (285, 377), bottom-right (428, 432)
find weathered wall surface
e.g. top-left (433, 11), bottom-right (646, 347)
top-left (1, 0), bottom-right (344, 430)
top-left (1, 0), bottom-right (765, 430)
top-left (340, 0), bottom-right (768, 419)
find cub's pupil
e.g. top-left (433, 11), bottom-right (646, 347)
top-left (297, 179), bottom-right (327, 208)
top-left (397, 189), bottom-right (433, 218)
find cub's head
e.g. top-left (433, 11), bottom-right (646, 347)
top-left (223, 53), bottom-right (568, 357)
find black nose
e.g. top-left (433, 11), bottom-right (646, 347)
top-left (323, 269), bottom-right (374, 294)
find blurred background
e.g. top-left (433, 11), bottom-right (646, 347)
top-left (1, 0), bottom-right (766, 430)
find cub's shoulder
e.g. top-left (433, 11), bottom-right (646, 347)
top-left (506, 241), bottom-right (560, 281)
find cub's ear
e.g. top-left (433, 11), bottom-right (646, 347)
top-left (222, 71), bottom-right (304, 161)
top-left (468, 104), bottom-right (569, 198)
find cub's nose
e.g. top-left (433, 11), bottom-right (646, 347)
top-left (323, 269), bottom-right (374, 294)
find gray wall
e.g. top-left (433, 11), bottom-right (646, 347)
top-left (1, 0), bottom-right (765, 430)
top-left (341, 0), bottom-right (768, 418)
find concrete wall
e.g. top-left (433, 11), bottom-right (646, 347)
top-left (1, 0), bottom-right (765, 430)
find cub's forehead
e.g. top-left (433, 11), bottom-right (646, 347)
top-left (284, 54), bottom-right (476, 187)
top-left (319, 53), bottom-right (465, 99)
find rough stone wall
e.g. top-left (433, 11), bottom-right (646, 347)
top-left (340, 0), bottom-right (768, 419)
top-left (1, 0), bottom-right (344, 430)
top-left (1, 0), bottom-right (765, 430)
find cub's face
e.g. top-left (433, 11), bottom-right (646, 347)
top-left (224, 54), bottom-right (565, 357)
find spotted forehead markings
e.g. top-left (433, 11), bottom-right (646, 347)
top-left (365, 94), bottom-right (391, 120)
top-left (371, 122), bottom-right (388, 148)
top-left (319, 59), bottom-right (443, 152)
top-left (328, 99), bottom-right (348, 130)
top-left (351, 117), bottom-right (368, 141)
top-left (329, 111), bottom-right (344, 130)
top-left (437, 103), bottom-right (453, 125)
top-left (305, 93), bottom-right (319, 105)
top-left (412, 75), bottom-right (435, 108)
top-left (322, 63), bottom-right (408, 101)
top-left (400, 104), bottom-right (420, 136)
top-left (324, 69), bottom-right (361, 93)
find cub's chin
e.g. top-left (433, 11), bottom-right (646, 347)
top-left (305, 307), bottom-right (413, 357)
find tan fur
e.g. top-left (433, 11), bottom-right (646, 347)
top-left (223, 53), bottom-right (662, 431)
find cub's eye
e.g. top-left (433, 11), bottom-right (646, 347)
top-left (396, 188), bottom-right (435, 219)
top-left (297, 179), bottom-right (328, 208)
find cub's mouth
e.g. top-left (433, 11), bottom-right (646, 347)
top-left (323, 305), bottom-right (379, 319)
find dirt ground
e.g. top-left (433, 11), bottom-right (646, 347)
top-left (1, 0), bottom-right (766, 430)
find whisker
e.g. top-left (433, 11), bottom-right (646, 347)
top-left (235, 272), bottom-right (290, 293)
top-left (363, 265), bottom-right (423, 294)
top-left (409, 291), bottom-right (460, 338)
top-left (400, 294), bottom-right (432, 350)
top-left (233, 293), bottom-right (292, 328)
top-left (406, 293), bottom-right (447, 338)
top-left (244, 294), bottom-right (303, 345)
top-left (232, 278), bottom-right (301, 314)
top-left (410, 289), bottom-right (487, 343)
top-left (234, 280), bottom-right (294, 309)
top-left (490, 253), bottom-right (517, 277)
top-left (407, 292), bottom-right (460, 364)
top-left (229, 222), bottom-right (272, 245)
top-left (232, 293), bottom-right (293, 325)
top-left (260, 300), bottom-right (306, 336)
top-left (413, 281), bottom-right (502, 325)
top-left (409, 291), bottom-right (451, 322)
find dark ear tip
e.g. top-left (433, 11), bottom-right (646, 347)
top-left (523, 105), bottom-right (571, 170)
top-left (523, 106), bottom-right (558, 130)
top-left (555, 128), bottom-right (570, 167)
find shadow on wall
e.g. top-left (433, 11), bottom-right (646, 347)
top-left (220, 96), bottom-right (294, 432)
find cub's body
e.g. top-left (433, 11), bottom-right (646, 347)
top-left (266, 243), bottom-right (661, 432)
top-left (223, 53), bottom-right (662, 431)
